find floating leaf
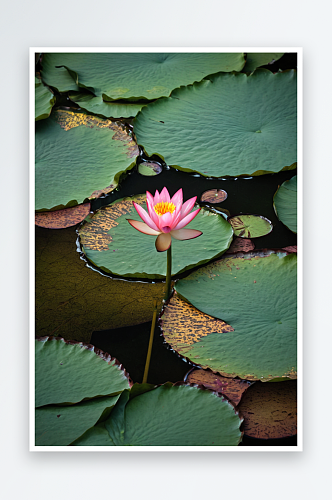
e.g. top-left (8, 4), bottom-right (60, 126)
top-left (35, 203), bottom-right (91, 229)
top-left (185, 368), bottom-right (252, 406)
top-left (228, 214), bottom-right (273, 238)
top-left (41, 52), bottom-right (246, 100)
top-left (35, 77), bottom-right (56, 120)
top-left (35, 225), bottom-right (165, 342)
top-left (161, 291), bottom-right (233, 352)
top-left (237, 380), bottom-right (297, 439)
top-left (200, 189), bottom-right (228, 203)
top-left (226, 237), bottom-right (255, 254)
top-left (35, 394), bottom-right (120, 446)
top-left (73, 383), bottom-right (243, 446)
top-left (78, 194), bottom-right (233, 279)
top-left (174, 252), bottom-right (297, 380)
top-left (35, 110), bottom-right (138, 211)
top-left (134, 70), bottom-right (297, 177)
top-left (243, 53), bottom-right (284, 73)
top-left (35, 337), bottom-right (131, 407)
top-left (137, 161), bottom-right (163, 176)
top-left (273, 175), bottom-right (297, 233)
top-left (68, 92), bottom-right (145, 118)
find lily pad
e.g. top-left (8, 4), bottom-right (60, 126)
top-left (185, 368), bottom-right (252, 406)
top-left (78, 194), bottom-right (234, 279)
top-left (273, 175), bottom-right (297, 233)
top-left (68, 92), bottom-right (146, 118)
top-left (200, 189), bottom-right (228, 203)
top-left (237, 380), bottom-right (297, 439)
top-left (134, 69), bottom-right (297, 177)
top-left (137, 161), bottom-right (163, 176)
top-left (226, 237), bottom-right (255, 254)
top-left (35, 77), bottom-right (55, 120)
top-left (35, 203), bottom-right (91, 229)
top-left (174, 252), bottom-right (297, 380)
top-left (35, 394), bottom-right (120, 446)
top-left (35, 225), bottom-right (166, 343)
top-left (243, 53), bottom-right (284, 73)
top-left (35, 110), bottom-right (139, 210)
top-left (73, 383), bottom-right (243, 446)
top-left (41, 52), bottom-right (246, 100)
top-left (228, 214), bottom-right (273, 238)
top-left (35, 337), bottom-right (131, 407)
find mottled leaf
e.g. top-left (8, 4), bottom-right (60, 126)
top-left (138, 162), bottom-right (163, 176)
top-left (78, 194), bottom-right (234, 279)
top-left (226, 237), bottom-right (255, 254)
top-left (174, 251), bottom-right (297, 380)
top-left (35, 203), bottom-right (91, 229)
top-left (200, 189), bottom-right (228, 203)
top-left (185, 368), bottom-right (252, 406)
top-left (228, 214), bottom-right (273, 238)
top-left (238, 380), bottom-right (297, 439)
top-left (69, 92), bottom-right (146, 118)
top-left (35, 110), bottom-right (138, 210)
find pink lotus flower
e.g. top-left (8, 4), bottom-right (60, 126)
top-left (127, 187), bottom-right (202, 252)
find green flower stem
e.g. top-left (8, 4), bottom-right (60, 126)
top-left (142, 300), bottom-right (158, 384)
top-left (164, 245), bottom-right (172, 302)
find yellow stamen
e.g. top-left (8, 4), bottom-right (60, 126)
top-left (154, 201), bottom-right (176, 216)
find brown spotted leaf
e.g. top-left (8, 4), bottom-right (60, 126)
top-left (186, 368), bottom-right (251, 406)
top-left (35, 203), bottom-right (91, 229)
top-left (237, 380), bottom-right (297, 439)
top-left (200, 189), bottom-right (228, 204)
top-left (226, 236), bottom-right (255, 254)
top-left (160, 292), bottom-right (233, 353)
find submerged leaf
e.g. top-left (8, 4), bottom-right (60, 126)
top-left (35, 203), bottom-right (91, 229)
top-left (238, 380), bottom-right (297, 439)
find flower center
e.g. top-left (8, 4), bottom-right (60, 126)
top-left (154, 201), bottom-right (176, 216)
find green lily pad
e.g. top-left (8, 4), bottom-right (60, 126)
top-left (174, 252), bottom-right (297, 380)
top-left (228, 214), bottom-right (273, 238)
top-left (243, 53), bottom-right (284, 73)
top-left (35, 394), bottom-right (120, 446)
top-left (134, 69), bottom-right (297, 177)
top-left (78, 194), bottom-right (233, 280)
top-left (137, 161), bottom-right (163, 176)
top-left (35, 109), bottom-right (139, 210)
top-left (35, 337), bottom-right (131, 407)
top-left (41, 52), bottom-right (246, 100)
top-left (73, 383), bottom-right (243, 446)
top-left (35, 77), bottom-right (55, 120)
top-left (68, 92), bottom-right (146, 118)
top-left (273, 175), bottom-right (297, 233)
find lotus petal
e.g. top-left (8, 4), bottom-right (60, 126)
top-left (171, 188), bottom-right (183, 208)
top-left (155, 232), bottom-right (172, 252)
top-left (127, 219), bottom-right (160, 236)
top-left (171, 228), bottom-right (203, 240)
top-left (133, 202), bottom-right (159, 231)
top-left (160, 186), bottom-right (171, 203)
top-left (181, 197), bottom-right (197, 218)
top-left (174, 208), bottom-right (201, 230)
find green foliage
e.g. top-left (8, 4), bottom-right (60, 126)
top-left (134, 69), bottom-right (297, 178)
top-left (175, 252), bottom-right (297, 380)
top-left (274, 175), bottom-right (297, 233)
top-left (35, 77), bottom-right (55, 120)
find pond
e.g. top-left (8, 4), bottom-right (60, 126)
top-left (35, 51), bottom-right (298, 448)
